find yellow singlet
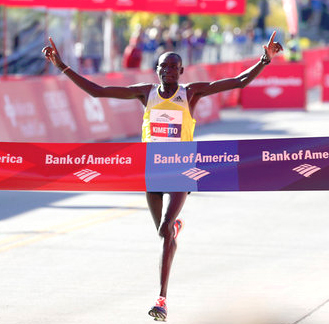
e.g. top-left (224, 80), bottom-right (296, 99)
top-left (142, 84), bottom-right (196, 142)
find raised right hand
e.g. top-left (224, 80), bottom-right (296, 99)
top-left (263, 31), bottom-right (283, 60)
top-left (42, 37), bottom-right (63, 68)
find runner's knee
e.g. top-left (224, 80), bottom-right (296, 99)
top-left (158, 221), bottom-right (174, 239)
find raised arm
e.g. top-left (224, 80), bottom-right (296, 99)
top-left (187, 31), bottom-right (283, 111)
top-left (42, 37), bottom-right (150, 104)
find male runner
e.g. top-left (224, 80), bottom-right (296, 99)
top-left (42, 31), bottom-right (282, 321)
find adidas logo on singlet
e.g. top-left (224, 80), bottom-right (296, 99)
top-left (173, 96), bottom-right (183, 102)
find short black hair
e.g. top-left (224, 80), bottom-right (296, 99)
top-left (157, 52), bottom-right (183, 67)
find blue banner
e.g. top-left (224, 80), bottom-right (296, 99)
top-left (145, 142), bottom-right (198, 192)
top-left (145, 137), bottom-right (329, 192)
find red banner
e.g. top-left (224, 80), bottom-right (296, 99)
top-left (2, 0), bottom-right (245, 14)
top-left (0, 66), bottom-right (221, 143)
top-left (322, 60), bottom-right (329, 102)
top-left (0, 74), bottom-right (145, 142)
top-left (181, 65), bottom-right (221, 123)
top-left (303, 47), bottom-right (329, 89)
top-left (65, 73), bottom-right (145, 142)
top-left (240, 62), bottom-right (306, 110)
top-left (205, 61), bottom-right (243, 108)
top-left (0, 77), bottom-right (54, 142)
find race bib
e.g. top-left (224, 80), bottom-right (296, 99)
top-left (150, 109), bottom-right (183, 142)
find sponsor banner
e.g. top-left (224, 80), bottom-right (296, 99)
top-left (0, 76), bottom-right (82, 142)
top-left (0, 67), bottom-right (221, 143)
top-left (0, 77), bottom-right (52, 142)
top-left (145, 140), bottom-right (240, 192)
top-left (146, 140), bottom-right (240, 191)
top-left (322, 60), bottom-right (329, 102)
top-left (181, 65), bottom-right (220, 124)
top-left (146, 142), bottom-right (198, 192)
top-left (145, 137), bottom-right (329, 191)
top-left (0, 74), bottom-right (144, 143)
top-left (205, 61), bottom-right (243, 108)
top-left (3, 0), bottom-right (245, 14)
top-left (0, 142), bottom-right (146, 191)
top-left (40, 76), bottom-right (81, 142)
top-left (0, 138), bottom-right (329, 191)
top-left (241, 62), bottom-right (306, 109)
top-left (65, 74), bottom-right (144, 142)
top-left (195, 141), bottom-right (239, 191)
top-left (303, 47), bottom-right (329, 89)
top-left (238, 137), bottom-right (329, 191)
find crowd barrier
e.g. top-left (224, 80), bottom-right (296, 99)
top-left (0, 47), bottom-right (329, 143)
top-left (0, 67), bottom-right (222, 143)
top-left (0, 137), bottom-right (328, 191)
top-left (303, 47), bottom-right (329, 89)
top-left (241, 62), bottom-right (306, 109)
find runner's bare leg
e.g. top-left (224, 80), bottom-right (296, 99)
top-left (146, 192), bottom-right (188, 298)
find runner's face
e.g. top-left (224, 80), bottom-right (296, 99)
top-left (157, 54), bottom-right (183, 85)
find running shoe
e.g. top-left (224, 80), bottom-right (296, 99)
top-left (174, 218), bottom-right (184, 239)
top-left (148, 296), bottom-right (167, 321)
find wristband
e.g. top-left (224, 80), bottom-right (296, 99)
top-left (260, 54), bottom-right (271, 65)
top-left (61, 66), bottom-right (71, 74)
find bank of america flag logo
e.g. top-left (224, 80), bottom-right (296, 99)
top-left (182, 168), bottom-right (210, 181)
top-left (292, 164), bottom-right (321, 177)
top-left (159, 113), bottom-right (175, 121)
top-left (74, 169), bottom-right (101, 183)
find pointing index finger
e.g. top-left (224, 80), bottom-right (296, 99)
top-left (49, 37), bottom-right (59, 54)
top-left (267, 31), bottom-right (276, 46)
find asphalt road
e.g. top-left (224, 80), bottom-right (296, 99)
top-left (1, 89), bottom-right (329, 324)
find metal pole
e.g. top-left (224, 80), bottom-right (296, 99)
top-left (103, 10), bottom-right (114, 72)
top-left (2, 5), bottom-right (8, 77)
top-left (44, 7), bottom-right (49, 74)
top-left (77, 10), bottom-right (82, 74)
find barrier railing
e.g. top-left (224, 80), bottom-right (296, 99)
top-left (1, 47), bottom-right (329, 143)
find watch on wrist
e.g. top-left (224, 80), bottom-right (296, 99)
top-left (260, 54), bottom-right (271, 65)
